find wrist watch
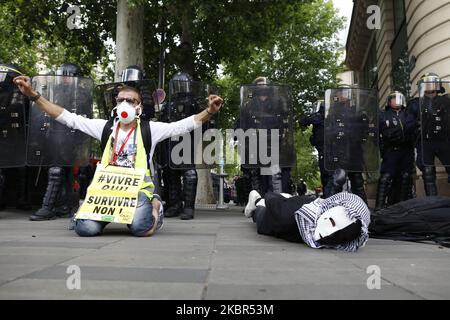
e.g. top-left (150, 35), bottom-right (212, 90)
top-left (29, 92), bottom-right (41, 102)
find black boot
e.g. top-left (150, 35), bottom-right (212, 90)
top-left (326, 169), bottom-right (347, 197)
top-left (349, 172), bottom-right (367, 204)
top-left (164, 169), bottom-right (182, 218)
top-left (423, 167), bottom-right (438, 196)
top-left (30, 167), bottom-right (63, 221)
top-left (375, 173), bottom-right (392, 211)
top-left (271, 171), bottom-right (283, 194)
top-left (399, 172), bottom-right (414, 202)
top-left (250, 169), bottom-right (262, 195)
top-left (180, 169), bottom-right (197, 220)
top-left (54, 169), bottom-right (72, 218)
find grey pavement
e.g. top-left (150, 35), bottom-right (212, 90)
top-left (0, 206), bottom-right (450, 300)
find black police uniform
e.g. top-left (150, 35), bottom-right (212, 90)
top-left (415, 94), bottom-right (450, 196)
top-left (324, 100), bottom-right (368, 203)
top-left (160, 92), bottom-right (200, 220)
top-left (299, 107), bottom-right (332, 195)
top-left (375, 105), bottom-right (417, 210)
top-left (0, 65), bottom-right (31, 210)
top-left (240, 92), bottom-right (292, 196)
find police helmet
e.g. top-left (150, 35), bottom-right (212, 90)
top-left (170, 72), bottom-right (193, 94)
top-left (387, 91), bottom-right (406, 108)
top-left (121, 65), bottom-right (145, 82)
top-left (418, 72), bottom-right (442, 94)
top-left (56, 63), bottom-right (82, 77)
top-left (0, 63), bottom-right (23, 84)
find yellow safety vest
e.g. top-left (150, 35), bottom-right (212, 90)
top-left (100, 119), bottom-right (155, 200)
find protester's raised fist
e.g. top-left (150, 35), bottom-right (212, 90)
top-left (13, 76), bottom-right (36, 97)
top-left (207, 95), bottom-right (223, 114)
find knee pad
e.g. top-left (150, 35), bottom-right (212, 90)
top-left (48, 167), bottom-right (64, 182)
top-left (423, 167), bottom-right (436, 183)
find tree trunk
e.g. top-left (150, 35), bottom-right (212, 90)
top-left (115, 0), bottom-right (144, 81)
top-left (177, 5), bottom-right (215, 205)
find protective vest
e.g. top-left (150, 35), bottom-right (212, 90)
top-left (100, 119), bottom-right (155, 200)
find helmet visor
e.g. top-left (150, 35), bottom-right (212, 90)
top-left (420, 76), bottom-right (440, 94)
top-left (121, 69), bottom-right (142, 82)
top-left (0, 72), bottom-right (7, 83)
top-left (171, 80), bottom-right (191, 94)
top-left (389, 92), bottom-right (406, 107)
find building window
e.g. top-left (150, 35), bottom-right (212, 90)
top-left (393, 0), bottom-right (406, 34)
top-left (363, 41), bottom-right (378, 89)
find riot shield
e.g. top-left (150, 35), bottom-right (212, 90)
top-left (419, 80), bottom-right (450, 166)
top-left (167, 80), bottom-right (217, 169)
top-left (27, 75), bottom-right (93, 167)
top-left (239, 84), bottom-right (295, 169)
top-left (324, 88), bottom-right (379, 173)
top-left (95, 79), bottom-right (160, 121)
top-left (0, 72), bottom-right (27, 167)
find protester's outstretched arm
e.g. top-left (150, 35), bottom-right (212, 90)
top-left (14, 76), bottom-right (64, 118)
top-left (194, 95), bottom-right (223, 124)
top-left (151, 95), bottom-right (224, 145)
top-left (14, 75), bottom-right (106, 141)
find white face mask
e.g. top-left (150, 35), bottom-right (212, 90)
top-left (116, 101), bottom-right (140, 124)
top-left (313, 206), bottom-right (356, 241)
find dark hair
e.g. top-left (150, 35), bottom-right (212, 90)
top-left (118, 85), bottom-right (142, 102)
top-left (317, 220), bottom-right (362, 246)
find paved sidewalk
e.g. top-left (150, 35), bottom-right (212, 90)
top-left (0, 206), bottom-right (449, 300)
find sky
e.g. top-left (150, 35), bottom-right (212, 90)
top-left (332, 0), bottom-right (354, 46)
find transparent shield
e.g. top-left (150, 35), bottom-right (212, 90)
top-left (0, 73), bottom-right (27, 168)
top-left (324, 88), bottom-right (379, 172)
top-left (27, 75), bottom-right (93, 167)
top-left (167, 80), bottom-right (217, 169)
top-left (419, 81), bottom-right (450, 166)
top-left (239, 84), bottom-right (295, 169)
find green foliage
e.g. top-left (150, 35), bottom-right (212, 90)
top-left (292, 127), bottom-right (322, 189)
top-left (0, 0), bottom-right (116, 78)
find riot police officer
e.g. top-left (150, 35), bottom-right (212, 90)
top-left (415, 73), bottom-right (450, 196)
top-left (29, 63), bottom-right (89, 221)
top-left (375, 91), bottom-right (416, 211)
top-left (0, 63), bottom-right (31, 211)
top-left (300, 100), bottom-right (332, 194)
top-left (160, 72), bottom-right (200, 220)
top-left (324, 87), bottom-right (374, 203)
top-left (239, 77), bottom-right (293, 196)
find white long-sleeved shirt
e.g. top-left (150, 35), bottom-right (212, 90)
top-left (56, 109), bottom-right (202, 167)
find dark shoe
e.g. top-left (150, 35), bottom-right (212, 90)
top-left (327, 169), bottom-right (347, 197)
top-left (180, 208), bottom-right (194, 220)
top-left (164, 204), bottom-right (181, 218)
top-left (30, 207), bottom-right (57, 221)
top-left (54, 205), bottom-right (72, 218)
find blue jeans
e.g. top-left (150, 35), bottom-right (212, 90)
top-left (75, 192), bottom-right (155, 237)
